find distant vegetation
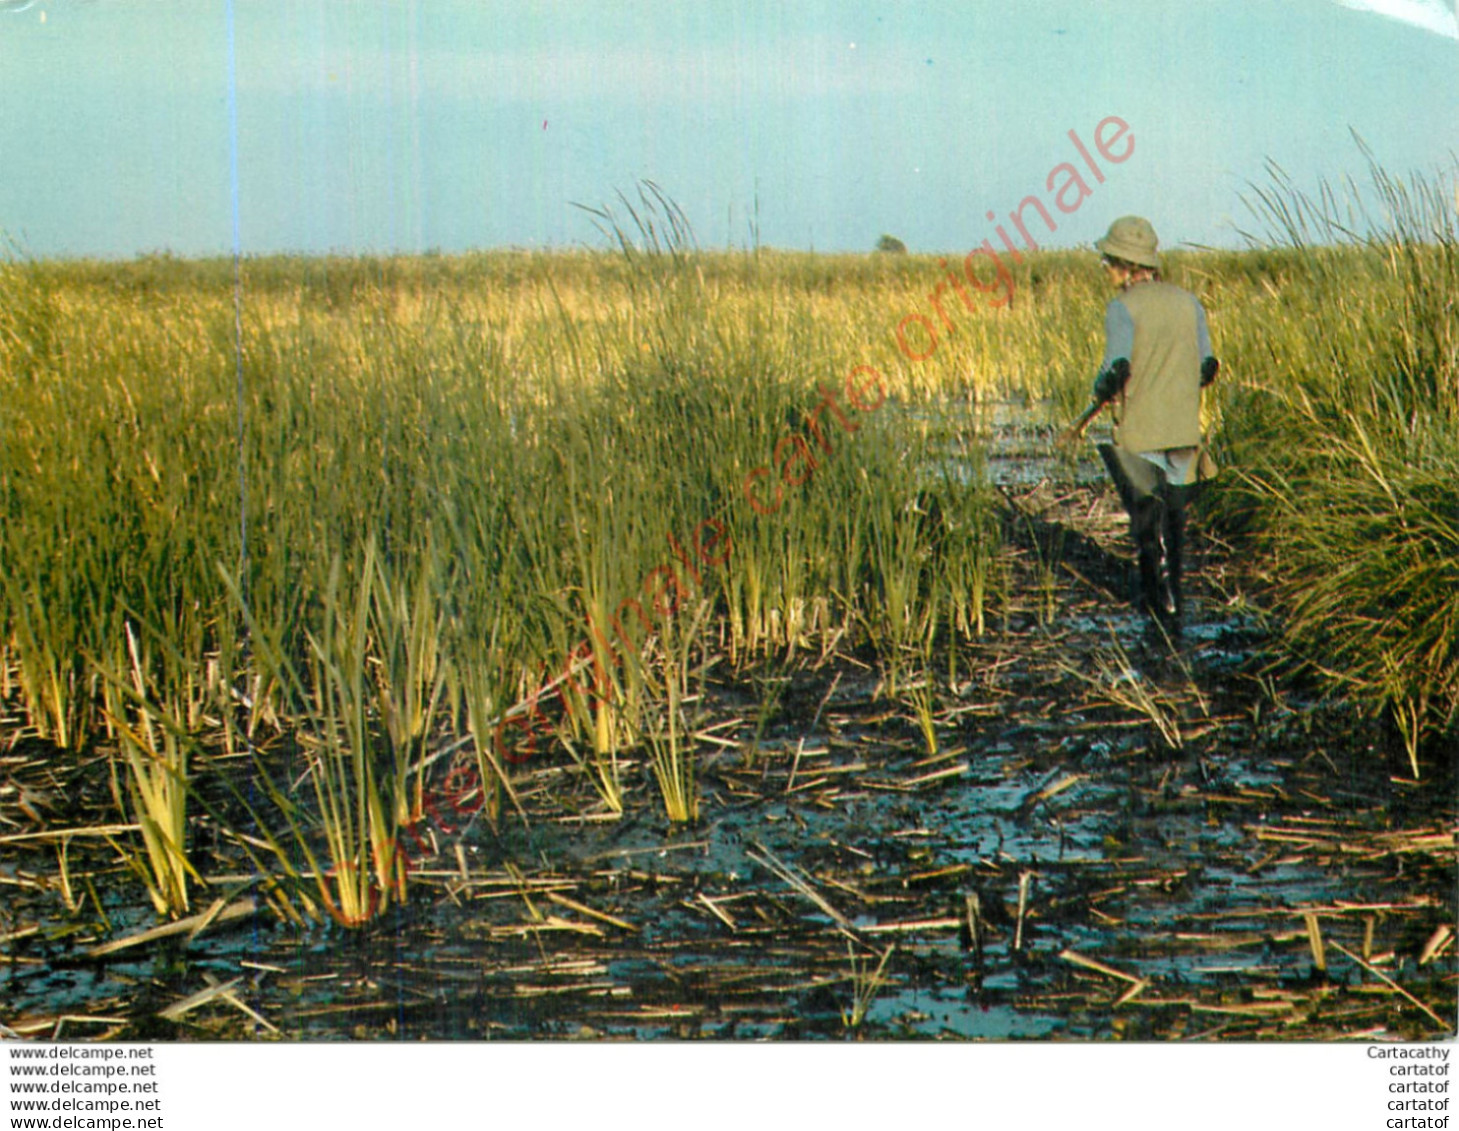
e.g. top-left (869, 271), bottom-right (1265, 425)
top-left (875, 234), bottom-right (908, 254)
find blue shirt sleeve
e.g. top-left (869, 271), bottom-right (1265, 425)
top-left (1102, 297), bottom-right (1134, 370)
top-left (1194, 297), bottom-right (1212, 359)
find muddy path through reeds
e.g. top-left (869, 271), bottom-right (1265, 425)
top-left (2, 404), bottom-right (1455, 1042)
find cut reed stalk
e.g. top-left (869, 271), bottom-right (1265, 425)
top-left (842, 942), bottom-right (895, 1031)
top-left (99, 623), bottom-right (199, 918)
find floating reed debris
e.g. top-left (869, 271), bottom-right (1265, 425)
top-left (86, 897), bottom-right (258, 958)
top-left (1058, 948), bottom-right (1144, 987)
top-left (158, 976), bottom-right (244, 1022)
top-left (0, 825), bottom-right (141, 845)
top-left (544, 891), bottom-right (636, 932)
top-left (747, 841), bottom-right (853, 931)
top-left (490, 916), bottom-right (605, 940)
top-left (1014, 871), bottom-right (1033, 951)
top-left (1304, 912), bottom-right (1327, 972)
top-left (1330, 942), bottom-right (1449, 1031)
top-left (694, 893), bottom-right (739, 932)
top-left (902, 762), bottom-right (969, 790)
top-left (861, 917), bottom-right (961, 936)
top-left (14, 1015), bottom-right (132, 1042)
top-left (1418, 925), bottom-right (1453, 966)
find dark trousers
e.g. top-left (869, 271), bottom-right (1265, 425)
top-left (1098, 444), bottom-right (1191, 620)
top-left (1129, 488), bottom-right (1185, 617)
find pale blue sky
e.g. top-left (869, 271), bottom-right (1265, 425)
top-left (1, 0), bottom-right (1455, 258)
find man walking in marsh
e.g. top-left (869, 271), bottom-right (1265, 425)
top-left (1067, 216), bottom-right (1219, 626)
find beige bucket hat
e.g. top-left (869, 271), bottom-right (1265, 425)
top-left (1096, 216), bottom-right (1160, 268)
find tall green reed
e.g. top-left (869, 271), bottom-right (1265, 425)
top-left (1216, 150), bottom-right (1459, 772)
top-left (2, 215), bottom-right (1035, 903)
top-left (99, 623), bottom-right (201, 918)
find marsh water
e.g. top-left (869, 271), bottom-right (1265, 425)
top-left (2, 403), bottom-right (1455, 1041)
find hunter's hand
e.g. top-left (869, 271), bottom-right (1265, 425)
top-left (1060, 398), bottom-right (1106, 447)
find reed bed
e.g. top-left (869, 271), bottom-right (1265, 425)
top-left (2, 159), bottom-right (1455, 931)
top-left (0, 218), bottom-right (1021, 920)
top-left (1211, 153), bottom-right (1459, 774)
top-left (0, 442), bottom-right (1452, 1042)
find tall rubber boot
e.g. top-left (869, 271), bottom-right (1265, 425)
top-left (1131, 495), bottom-right (1169, 618)
top-left (1161, 492), bottom-right (1186, 622)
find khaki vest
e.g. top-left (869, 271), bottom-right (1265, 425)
top-left (1112, 281), bottom-right (1203, 453)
